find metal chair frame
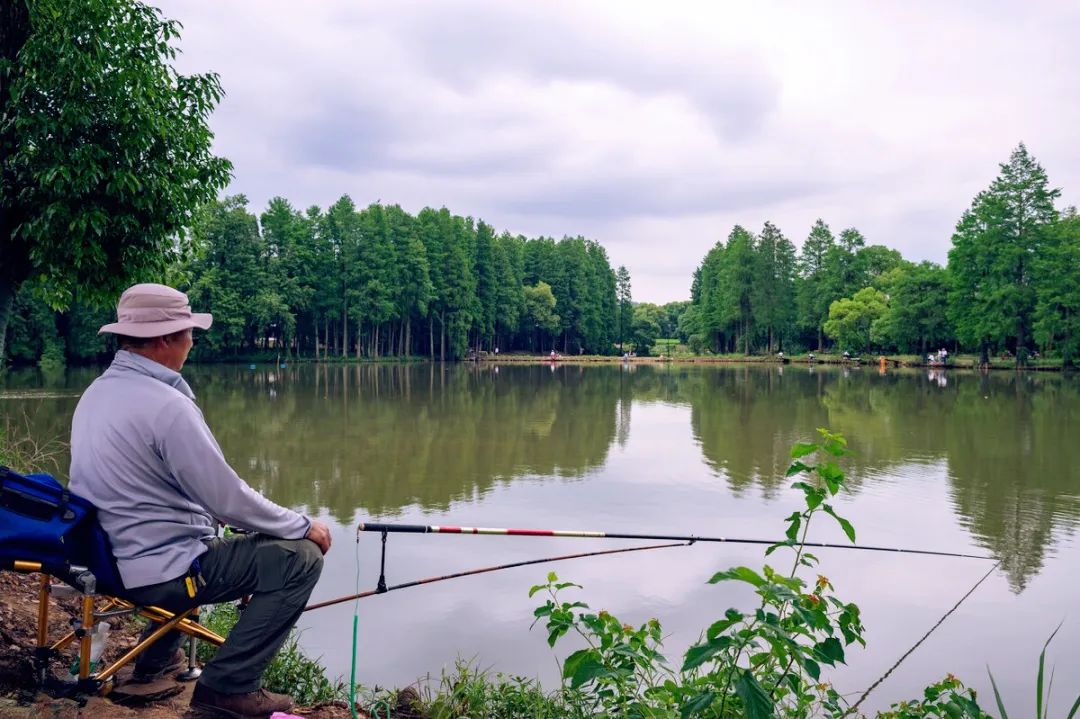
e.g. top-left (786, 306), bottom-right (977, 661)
top-left (10, 559), bottom-right (225, 697)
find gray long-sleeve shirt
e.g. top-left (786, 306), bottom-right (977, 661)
top-left (69, 351), bottom-right (310, 589)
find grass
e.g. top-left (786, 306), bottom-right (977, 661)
top-left (0, 413), bottom-right (65, 474)
top-left (419, 661), bottom-right (590, 719)
top-left (197, 603), bottom-right (587, 716)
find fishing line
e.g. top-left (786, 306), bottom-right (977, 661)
top-left (844, 560), bottom-right (1001, 716)
top-left (304, 541), bottom-right (689, 613)
top-left (349, 532), bottom-right (360, 719)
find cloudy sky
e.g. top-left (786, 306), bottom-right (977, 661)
top-left (159, 0), bottom-right (1080, 303)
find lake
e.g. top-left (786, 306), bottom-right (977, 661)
top-left (2, 362), bottom-right (1078, 712)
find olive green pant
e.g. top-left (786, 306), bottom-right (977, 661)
top-left (124, 533), bottom-right (324, 694)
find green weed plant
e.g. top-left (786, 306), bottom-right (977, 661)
top-left (529, 429), bottom-right (989, 718)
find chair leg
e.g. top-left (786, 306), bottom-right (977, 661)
top-left (34, 574), bottom-right (51, 685)
top-left (50, 598), bottom-right (123, 653)
top-left (176, 606), bottom-right (202, 681)
top-left (79, 595), bottom-right (94, 680)
top-left (36, 574), bottom-right (50, 647)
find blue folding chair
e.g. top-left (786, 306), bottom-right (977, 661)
top-left (0, 466), bottom-right (224, 696)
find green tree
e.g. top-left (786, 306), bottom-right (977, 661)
top-left (631, 303), bottom-right (665, 355)
top-left (492, 233), bottom-right (525, 352)
top-left (184, 196), bottom-right (268, 355)
top-left (948, 143), bottom-right (1060, 365)
top-left (1034, 209), bottom-right (1080, 366)
top-left (1, 0), bottom-right (231, 362)
top-left (353, 204), bottom-right (398, 357)
top-left (752, 221), bottom-right (797, 352)
top-left (616, 266), bottom-right (632, 352)
top-left (823, 287), bottom-right (889, 354)
top-left (322, 196), bottom-right (361, 358)
top-left (695, 241), bottom-right (729, 351)
top-left (523, 281), bottom-right (560, 351)
top-left (260, 197), bottom-right (315, 356)
top-left (874, 262), bottom-right (953, 354)
top-left (722, 226), bottom-right (757, 354)
top-left (797, 219), bottom-right (836, 349)
top-left (855, 244), bottom-right (903, 283)
top-left (472, 220), bottom-right (498, 349)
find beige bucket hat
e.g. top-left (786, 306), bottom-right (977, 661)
top-left (98, 283), bottom-right (213, 338)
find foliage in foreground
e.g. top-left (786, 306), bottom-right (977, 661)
top-left (0, 0), bottom-right (231, 363)
top-left (525, 429), bottom-right (1080, 718)
top-left (530, 428), bottom-right (869, 717)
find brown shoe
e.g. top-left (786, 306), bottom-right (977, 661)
top-left (132, 649), bottom-right (187, 683)
top-left (190, 682), bottom-right (294, 719)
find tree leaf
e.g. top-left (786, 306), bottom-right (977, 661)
top-left (786, 461), bottom-right (811, 477)
top-left (734, 670), bottom-right (775, 719)
top-left (680, 691), bottom-right (716, 719)
top-left (708, 566), bottom-right (766, 587)
top-left (705, 609), bottom-right (743, 640)
top-left (823, 505), bottom-right (856, 542)
top-left (563, 648), bottom-right (606, 689)
top-left (813, 637), bottom-right (845, 666)
top-left (681, 636), bottom-right (731, 671)
top-left (790, 442), bottom-right (818, 459)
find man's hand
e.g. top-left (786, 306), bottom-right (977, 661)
top-left (305, 520), bottom-right (332, 555)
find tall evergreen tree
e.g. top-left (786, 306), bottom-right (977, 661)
top-left (948, 143), bottom-right (1060, 365)
top-left (723, 225), bottom-right (757, 354)
top-left (492, 233), bottom-right (525, 351)
top-left (472, 220), bottom-right (498, 349)
top-left (752, 221), bottom-right (797, 352)
top-left (797, 219), bottom-right (836, 349)
top-left (615, 266), bottom-right (632, 352)
top-left (1034, 209), bottom-right (1080, 366)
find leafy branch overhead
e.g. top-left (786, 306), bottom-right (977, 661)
top-left (0, 0), bottom-right (231, 360)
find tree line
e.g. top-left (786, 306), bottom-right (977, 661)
top-left (682, 144), bottom-right (1079, 366)
top-left (7, 144), bottom-right (1078, 368)
top-left (5, 195), bottom-right (631, 362)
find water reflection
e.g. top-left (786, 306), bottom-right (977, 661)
top-left (682, 366), bottom-right (1080, 591)
top-left (185, 364), bottom-right (621, 523)
top-left (2, 363), bottom-right (1078, 592)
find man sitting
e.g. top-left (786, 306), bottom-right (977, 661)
top-left (69, 283), bottom-right (332, 718)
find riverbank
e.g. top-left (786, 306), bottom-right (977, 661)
top-left (473, 351), bottom-right (1071, 371)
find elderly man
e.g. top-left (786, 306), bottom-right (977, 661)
top-left (69, 283), bottom-right (332, 719)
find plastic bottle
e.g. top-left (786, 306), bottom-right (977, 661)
top-left (67, 621), bottom-right (110, 679)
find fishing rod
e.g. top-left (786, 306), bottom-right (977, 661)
top-left (356, 522), bottom-right (995, 561)
top-left (303, 541), bottom-right (688, 613)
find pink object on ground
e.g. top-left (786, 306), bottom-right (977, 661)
top-left (270, 713), bottom-right (306, 719)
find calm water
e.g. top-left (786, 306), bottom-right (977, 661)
top-left (3, 363), bottom-right (1079, 711)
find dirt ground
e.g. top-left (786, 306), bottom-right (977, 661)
top-left (0, 572), bottom-right (415, 719)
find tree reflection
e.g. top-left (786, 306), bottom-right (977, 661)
top-left (189, 363), bottom-right (619, 523)
top-left (683, 365), bottom-right (1080, 591)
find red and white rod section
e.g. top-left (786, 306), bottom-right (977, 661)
top-left (356, 522), bottom-right (992, 560)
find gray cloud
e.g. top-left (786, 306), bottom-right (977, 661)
top-left (502, 173), bottom-right (823, 220)
top-left (158, 0), bottom-right (1080, 303)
